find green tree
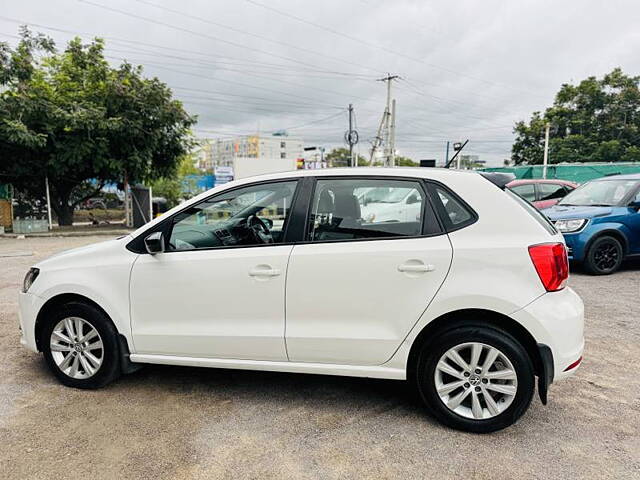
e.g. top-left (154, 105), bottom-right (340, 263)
top-left (0, 28), bottom-right (195, 225)
top-left (150, 153), bottom-right (200, 208)
top-left (395, 155), bottom-right (418, 167)
top-left (512, 68), bottom-right (640, 165)
top-left (325, 147), bottom-right (368, 167)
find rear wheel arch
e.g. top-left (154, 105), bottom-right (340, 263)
top-left (406, 309), bottom-right (543, 383)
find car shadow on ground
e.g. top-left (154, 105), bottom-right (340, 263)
top-left (109, 360), bottom-right (439, 421)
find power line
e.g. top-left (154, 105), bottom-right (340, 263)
top-left (243, 0), bottom-right (546, 99)
top-left (131, 0), bottom-right (385, 77)
top-left (78, 0), bottom-right (369, 74)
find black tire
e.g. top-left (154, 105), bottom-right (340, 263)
top-left (40, 301), bottom-right (121, 389)
top-left (415, 325), bottom-right (535, 433)
top-left (584, 235), bottom-right (624, 275)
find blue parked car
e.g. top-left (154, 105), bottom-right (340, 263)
top-left (543, 173), bottom-right (640, 274)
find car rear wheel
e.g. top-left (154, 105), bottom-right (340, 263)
top-left (584, 235), bottom-right (623, 275)
top-left (415, 325), bottom-right (535, 433)
top-left (41, 302), bottom-right (121, 389)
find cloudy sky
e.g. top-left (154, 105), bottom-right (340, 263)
top-left (2, 0), bottom-right (640, 166)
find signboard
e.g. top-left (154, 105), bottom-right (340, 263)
top-left (214, 166), bottom-right (234, 186)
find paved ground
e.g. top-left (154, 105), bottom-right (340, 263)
top-left (1, 236), bottom-right (639, 480)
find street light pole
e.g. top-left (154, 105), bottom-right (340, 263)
top-left (542, 122), bottom-right (550, 179)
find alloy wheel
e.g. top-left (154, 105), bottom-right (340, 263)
top-left (593, 241), bottom-right (620, 272)
top-left (49, 317), bottom-right (104, 379)
top-left (434, 342), bottom-right (518, 420)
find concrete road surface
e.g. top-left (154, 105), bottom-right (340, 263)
top-left (1, 236), bottom-right (639, 479)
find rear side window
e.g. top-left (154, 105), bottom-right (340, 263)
top-left (430, 185), bottom-right (477, 231)
top-left (539, 183), bottom-right (567, 200)
top-left (505, 189), bottom-right (557, 235)
top-left (509, 184), bottom-right (536, 202)
top-left (307, 178), bottom-right (439, 241)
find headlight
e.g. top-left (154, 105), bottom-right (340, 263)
top-left (22, 267), bottom-right (40, 293)
top-left (555, 219), bottom-right (587, 233)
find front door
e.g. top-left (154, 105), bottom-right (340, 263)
top-left (285, 177), bottom-right (453, 365)
top-left (130, 180), bottom-right (298, 361)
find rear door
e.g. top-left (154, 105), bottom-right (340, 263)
top-left (285, 176), bottom-right (453, 365)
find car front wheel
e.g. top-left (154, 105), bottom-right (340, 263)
top-left (584, 235), bottom-right (623, 275)
top-left (415, 325), bottom-right (535, 433)
top-left (41, 301), bottom-right (121, 389)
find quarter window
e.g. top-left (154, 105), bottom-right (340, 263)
top-left (168, 181), bottom-right (297, 251)
top-left (308, 178), bottom-right (433, 241)
top-left (432, 186), bottom-right (475, 230)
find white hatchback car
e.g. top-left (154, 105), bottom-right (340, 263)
top-left (18, 168), bottom-right (584, 432)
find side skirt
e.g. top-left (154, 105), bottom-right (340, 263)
top-left (129, 354), bottom-right (406, 380)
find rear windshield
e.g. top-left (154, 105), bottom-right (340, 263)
top-left (505, 189), bottom-right (557, 235)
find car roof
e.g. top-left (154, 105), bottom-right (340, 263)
top-left (235, 166), bottom-right (479, 183)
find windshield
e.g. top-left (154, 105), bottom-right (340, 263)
top-left (558, 179), bottom-right (639, 207)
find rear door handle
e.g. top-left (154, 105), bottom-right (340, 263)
top-left (398, 263), bottom-right (435, 273)
top-left (249, 266), bottom-right (281, 277)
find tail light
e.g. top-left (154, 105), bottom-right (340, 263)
top-left (528, 243), bottom-right (569, 292)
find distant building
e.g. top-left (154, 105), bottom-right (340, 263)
top-left (197, 134), bottom-right (304, 172)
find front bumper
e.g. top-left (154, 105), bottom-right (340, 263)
top-left (511, 287), bottom-right (584, 383)
top-left (18, 291), bottom-right (43, 353)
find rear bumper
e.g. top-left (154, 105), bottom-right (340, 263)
top-left (18, 292), bottom-right (42, 353)
top-left (511, 287), bottom-right (584, 383)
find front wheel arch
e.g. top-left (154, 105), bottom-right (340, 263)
top-left (582, 229), bottom-right (628, 259)
top-left (35, 293), bottom-right (117, 352)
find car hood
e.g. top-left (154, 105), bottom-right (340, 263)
top-left (36, 235), bottom-right (132, 268)
top-left (542, 204), bottom-right (613, 220)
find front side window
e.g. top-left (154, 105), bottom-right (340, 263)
top-left (168, 181), bottom-right (297, 250)
top-left (309, 178), bottom-right (431, 241)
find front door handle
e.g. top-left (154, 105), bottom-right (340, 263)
top-left (398, 262), bottom-right (435, 273)
top-left (249, 266), bottom-right (281, 277)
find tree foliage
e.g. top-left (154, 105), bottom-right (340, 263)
top-left (0, 28), bottom-right (196, 225)
top-left (325, 147), bottom-right (367, 167)
top-left (512, 68), bottom-right (640, 165)
top-left (150, 153), bottom-right (200, 208)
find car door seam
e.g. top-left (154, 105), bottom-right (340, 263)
top-left (379, 232), bottom-right (455, 366)
top-left (127, 253), bottom-right (142, 354)
top-left (283, 244), bottom-right (295, 361)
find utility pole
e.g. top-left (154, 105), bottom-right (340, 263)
top-left (444, 141), bottom-right (450, 167)
top-left (390, 99), bottom-right (397, 166)
top-left (371, 74), bottom-right (399, 166)
top-left (345, 104), bottom-right (359, 167)
top-left (45, 176), bottom-right (52, 230)
top-left (542, 122), bottom-right (550, 179)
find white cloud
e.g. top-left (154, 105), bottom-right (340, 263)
top-left (2, 0), bottom-right (639, 166)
